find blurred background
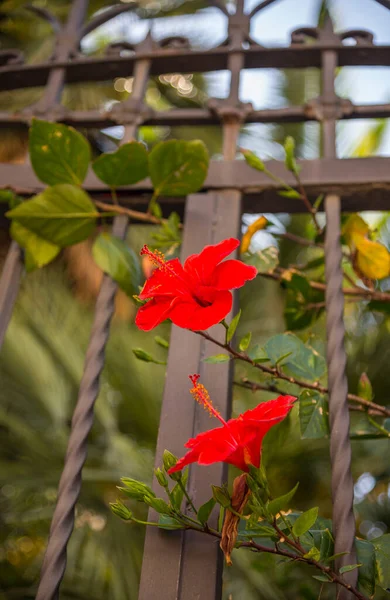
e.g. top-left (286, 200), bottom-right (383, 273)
top-left (0, 0), bottom-right (390, 598)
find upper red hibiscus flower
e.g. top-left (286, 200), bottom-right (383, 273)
top-left (168, 375), bottom-right (295, 475)
top-left (135, 238), bottom-right (257, 332)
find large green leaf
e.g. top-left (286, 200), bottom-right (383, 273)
top-left (373, 533), bottom-right (390, 590)
top-left (92, 142), bottom-right (149, 187)
top-left (292, 507), bottom-right (319, 537)
top-left (264, 333), bottom-right (326, 381)
top-left (6, 184), bottom-right (98, 247)
top-left (355, 539), bottom-right (376, 598)
top-left (92, 233), bottom-right (141, 298)
top-left (29, 119), bottom-right (91, 185)
top-left (149, 139), bottom-right (209, 196)
top-left (299, 390), bottom-right (329, 439)
top-left (10, 221), bottom-right (60, 272)
top-left (267, 482), bottom-right (299, 516)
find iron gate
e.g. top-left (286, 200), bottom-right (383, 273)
top-left (1, 1), bottom-right (390, 598)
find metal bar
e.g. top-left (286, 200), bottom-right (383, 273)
top-left (321, 21), bottom-right (357, 599)
top-left (4, 43), bottom-right (390, 92)
top-left (0, 241), bottom-right (23, 349)
top-left (36, 214), bottom-right (128, 600)
top-left (3, 156), bottom-right (390, 199)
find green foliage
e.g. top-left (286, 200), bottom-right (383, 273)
top-left (299, 390), bottom-right (329, 439)
top-left (292, 507), bottom-right (319, 537)
top-left (7, 184), bottom-right (98, 247)
top-left (149, 139), bottom-right (209, 196)
top-left (355, 539), bottom-right (376, 597)
top-left (92, 232), bottom-right (141, 298)
top-left (10, 221), bottom-right (60, 271)
top-left (373, 534), bottom-right (390, 590)
top-left (265, 333), bottom-right (326, 381)
top-left (226, 309), bottom-right (241, 343)
top-left (284, 273), bottom-right (324, 330)
top-left (29, 119), bottom-right (91, 185)
top-left (267, 482), bottom-right (299, 516)
top-left (132, 348), bottom-right (166, 365)
top-left (212, 485), bottom-right (231, 508)
top-left (197, 498), bottom-right (216, 524)
top-left (284, 136), bottom-right (301, 176)
top-left (241, 148), bottom-right (265, 171)
top-left (203, 354), bottom-right (230, 364)
top-left (244, 246), bottom-right (279, 274)
top-left (92, 142), bottom-right (149, 187)
top-left (239, 332), bottom-right (252, 351)
top-left (150, 211), bottom-right (181, 253)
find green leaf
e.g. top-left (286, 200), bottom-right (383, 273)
top-left (265, 333), bottom-right (326, 381)
top-left (292, 507), bottom-right (319, 537)
top-left (299, 390), bottom-right (329, 439)
top-left (149, 139), bottom-right (209, 197)
top-left (313, 194), bottom-right (324, 212)
top-left (92, 142), bottom-right (148, 187)
top-left (154, 336), bottom-right (169, 349)
top-left (278, 189), bottom-right (302, 199)
top-left (303, 547), bottom-right (321, 561)
top-left (367, 300), bottom-right (390, 315)
top-left (267, 482), bottom-right (299, 516)
top-left (339, 564), bottom-right (361, 574)
top-left (373, 533), bottom-right (390, 589)
top-left (6, 184), bottom-right (97, 247)
top-left (197, 498), bottom-right (216, 524)
top-left (0, 189), bottom-right (17, 204)
top-left (29, 119), bottom-right (90, 185)
top-left (357, 373), bottom-right (373, 401)
top-left (158, 515), bottom-right (184, 530)
top-left (170, 471), bottom-right (189, 510)
top-left (227, 310), bottom-right (241, 343)
top-left (247, 345), bottom-right (270, 363)
top-left (241, 148), bottom-right (265, 171)
top-left (92, 233), bottom-right (141, 298)
top-left (312, 575), bottom-right (331, 583)
top-left (355, 539), bottom-right (376, 597)
top-left (203, 354), bottom-right (230, 364)
top-left (284, 136), bottom-right (300, 175)
top-left (239, 332), bottom-right (251, 351)
top-left (132, 348), bottom-right (166, 365)
top-left (10, 221), bottom-right (60, 272)
top-left (244, 246), bottom-right (279, 274)
top-left (151, 201), bottom-right (163, 218)
top-left (284, 273), bottom-right (325, 331)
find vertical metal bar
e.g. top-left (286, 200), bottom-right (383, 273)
top-left (36, 215), bottom-right (128, 600)
top-left (0, 241), bottom-right (23, 348)
top-left (36, 16), bottom-right (152, 600)
top-left (321, 18), bottom-right (357, 599)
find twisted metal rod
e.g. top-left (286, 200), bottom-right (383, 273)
top-left (325, 195), bottom-right (357, 599)
top-left (35, 215), bottom-right (128, 600)
top-left (0, 241), bottom-right (23, 349)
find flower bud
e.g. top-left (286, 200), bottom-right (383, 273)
top-left (155, 467), bottom-right (168, 488)
top-left (163, 450), bottom-right (181, 480)
top-left (144, 496), bottom-right (171, 515)
top-left (119, 478), bottom-right (155, 502)
top-left (358, 372), bottom-right (373, 402)
top-left (212, 485), bottom-right (231, 509)
top-left (110, 500), bottom-right (133, 521)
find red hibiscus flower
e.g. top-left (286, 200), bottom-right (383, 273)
top-left (168, 375), bottom-right (295, 474)
top-left (135, 238), bottom-right (257, 332)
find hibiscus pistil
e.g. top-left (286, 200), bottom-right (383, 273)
top-left (189, 374), bottom-right (227, 425)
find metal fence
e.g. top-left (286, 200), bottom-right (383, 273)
top-left (1, 0), bottom-right (390, 598)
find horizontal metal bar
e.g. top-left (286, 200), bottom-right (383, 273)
top-left (2, 43), bottom-right (390, 92)
top-left (3, 102), bottom-right (390, 129)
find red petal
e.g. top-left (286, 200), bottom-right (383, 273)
top-left (213, 260), bottom-right (257, 290)
top-left (242, 395), bottom-right (295, 422)
top-left (135, 297), bottom-right (175, 331)
top-left (168, 426), bottom-right (237, 474)
top-left (184, 238), bottom-right (240, 284)
top-left (169, 290), bottom-right (232, 331)
top-left (139, 258), bottom-right (188, 299)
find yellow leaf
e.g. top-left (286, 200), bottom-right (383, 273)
top-left (240, 216), bottom-right (268, 254)
top-left (355, 237), bottom-right (390, 280)
top-left (342, 215), bottom-right (369, 249)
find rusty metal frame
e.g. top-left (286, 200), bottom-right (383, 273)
top-left (1, 0), bottom-right (390, 598)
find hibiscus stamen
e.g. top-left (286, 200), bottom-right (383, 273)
top-left (189, 374), bottom-right (227, 426)
top-left (140, 245), bottom-right (168, 269)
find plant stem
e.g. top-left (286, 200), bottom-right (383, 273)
top-left (194, 331), bottom-right (390, 418)
top-left (178, 479), bottom-right (198, 515)
top-left (111, 188), bottom-right (119, 206)
top-left (94, 200), bottom-right (162, 224)
top-left (367, 415), bottom-right (390, 438)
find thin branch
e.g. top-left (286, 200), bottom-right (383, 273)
top-left (94, 200), bottom-right (163, 225)
top-left (260, 268), bottom-right (390, 303)
top-left (195, 330), bottom-right (390, 418)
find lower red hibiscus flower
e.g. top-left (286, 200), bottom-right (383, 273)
top-left (168, 375), bottom-right (295, 474)
top-left (135, 238), bottom-right (257, 332)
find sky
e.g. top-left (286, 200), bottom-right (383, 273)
top-left (84, 0), bottom-right (390, 156)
